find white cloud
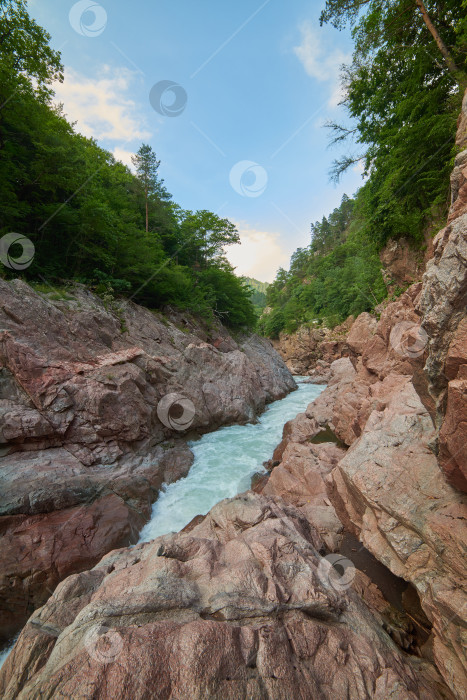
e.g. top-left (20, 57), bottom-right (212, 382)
top-left (113, 147), bottom-right (136, 169)
top-left (52, 66), bottom-right (151, 144)
top-left (293, 22), bottom-right (350, 108)
top-left (226, 225), bottom-right (290, 283)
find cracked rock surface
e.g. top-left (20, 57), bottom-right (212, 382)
top-left (0, 280), bottom-right (295, 640)
top-left (0, 493), bottom-right (450, 700)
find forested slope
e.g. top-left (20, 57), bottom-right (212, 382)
top-left (0, 1), bottom-right (255, 329)
top-left (261, 0), bottom-right (466, 338)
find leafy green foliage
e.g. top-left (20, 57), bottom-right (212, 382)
top-left (258, 195), bottom-right (387, 337)
top-left (321, 0), bottom-right (466, 245)
top-left (0, 0), bottom-right (63, 89)
top-left (0, 1), bottom-right (255, 330)
top-left (242, 277), bottom-right (269, 315)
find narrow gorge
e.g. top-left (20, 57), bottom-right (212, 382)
top-left (0, 90), bottom-right (465, 700)
top-left (1, 1), bottom-right (466, 698)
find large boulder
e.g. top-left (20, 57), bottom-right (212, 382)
top-left (329, 379), bottom-right (467, 696)
top-left (0, 493), bottom-right (449, 700)
top-left (346, 312), bottom-right (378, 357)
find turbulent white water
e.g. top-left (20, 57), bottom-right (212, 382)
top-left (138, 379), bottom-right (324, 543)
top-left (0, 380), bottom-right (323, 671)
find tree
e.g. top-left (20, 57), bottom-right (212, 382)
top-left (178, 210), bottom-right (240, 268)
top-left (131, 144), bottom-right (161, 232)
top-left (320, 0), bottom-right (462, 80)
top-left (0, 0), bottom-right (63, 152)
top-left (320, 0), bottom-right (466, 244)
top-left (0, 0), bottom-right (63, 87)
top-left (414, 0), bottom-right (458, 75)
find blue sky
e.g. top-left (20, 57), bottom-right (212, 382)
top-left (29, 0), bottom-right (363, 281)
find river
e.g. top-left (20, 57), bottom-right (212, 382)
top-left (138, 378), bottom-right (324, 542)
top-left (0, 378), bottom-right (323, 670)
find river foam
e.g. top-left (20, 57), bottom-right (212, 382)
top-left (138, 379), bottom-right (324, 542)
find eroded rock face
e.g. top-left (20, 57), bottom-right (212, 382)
top-left (438, 317), bottom-right (467, 490)
top-left (418, 209), bottom-right (467, 407)
top-left (0, 493), bottom-right (450, 700)
top-left (329, 379), bottom-right (467, 696)
top-left (263, 289), bottom-right (467, 695)
top-left (379, 235), bottom-right (432, 287)
top-left (0, 281), bottom-right (295, 459)
top-left (261, 426), bottom-right (346, 550)
top-left (0, 280), bottom-right (295, 640)
top-left (417, 94), bottom-right (467, 491)
top-left (273, 318), bottom-right (352, 375)
top-left (418, 90), bottom-right (467, 415)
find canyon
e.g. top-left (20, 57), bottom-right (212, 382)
top-left (0, 94), bottom-right (466, 700)
top-left (0, 281), bottom-right (295, 642)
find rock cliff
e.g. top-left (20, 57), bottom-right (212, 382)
top-left (257, 93), bottom-right (467, 698)
top-left (260, 295), bottom-right (466, 697)
top-left (1, 92), bottom-right (466, 700)
top-left (0, 281), bottom-right (295, 641)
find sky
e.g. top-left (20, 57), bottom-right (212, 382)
top-left (29, 0), bottom-right (363, 282)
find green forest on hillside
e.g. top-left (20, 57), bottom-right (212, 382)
top-left (0, 0), bottom-right (465, 338)
top-left (242, 277), bottom-right (269, 315)
top-left (260, 0), bottom-right (466, 337)
top-left (0, 0), bottom-right (256, 329)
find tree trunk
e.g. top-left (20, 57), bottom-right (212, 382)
top-left (414, 0), bottom-right (458, 76)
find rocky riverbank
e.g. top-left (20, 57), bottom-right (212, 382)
top-left (0, 492), bottom-right (454, 699)
top-left (0, 281), bottom-right (295, 642)
top-left (258, 92), bottom-right (467, 697)
top-left (1, 91), bottom-right (466, 700)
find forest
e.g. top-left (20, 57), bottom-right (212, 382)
top-left (0, 0), bottom-right (466, 337)
top-left (260, 0), bottom-right (466, 336)
top-left (0, 0), bottom-right (256, 329)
